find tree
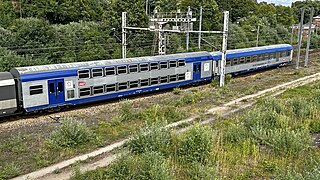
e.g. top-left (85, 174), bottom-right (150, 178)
top-left (216, 0), bottom-right (256, 23)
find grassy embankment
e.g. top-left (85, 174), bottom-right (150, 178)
top-left (73, 81), bottom-right (320, 179)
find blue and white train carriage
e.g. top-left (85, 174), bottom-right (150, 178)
top-left (9, 52), bottom-right (214, 112)
top-left (0, 44), bottom-right (293, 116)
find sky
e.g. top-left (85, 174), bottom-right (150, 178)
top-left (257, 0), bottom-right (303, 7)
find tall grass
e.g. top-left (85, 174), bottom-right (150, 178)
top-left (48, 118), bottom-right (95, 148)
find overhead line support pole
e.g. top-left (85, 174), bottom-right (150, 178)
top-left (305, 7), bottom-right (314, 67)
top-left (220, 11), bottom-right (229, 87)
top-left (296, 7), bottom-right (305, 69)
top-left (186, 6), bottom-right (191, 51)
top-left (198, 6), bottom-right (203, 49)
top-left (122, 12), bottom-right (127, 59)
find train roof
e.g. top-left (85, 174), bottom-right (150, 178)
top-left (210, 44), bottom-right (293, 59)
top-left (11, 51), bottom-right (211, 75)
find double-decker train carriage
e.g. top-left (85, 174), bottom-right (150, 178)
top-left (0, 44), bottom-right (293, 117)
top-left (9, 51), bottom-right (214, 113)
top-left (211, 44), bottom-right (293, 74)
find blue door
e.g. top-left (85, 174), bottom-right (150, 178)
top-left (48, 79), bottom-right (65, 106)
top-left (193, 62), bottom-right (201, 81)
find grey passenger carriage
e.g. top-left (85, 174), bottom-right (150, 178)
top-left (0, 44), bottom-right (293, 117)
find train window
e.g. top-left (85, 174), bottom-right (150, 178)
top-left (57, 82), bottom-right (63, 93)
top-left (150, 62), bottom-right (159, 70)
top-left (169, 75), bottom-right (177, 82)
top-left (140, 79), bottom-right (149, 87)
top-left (67, 90), bottom-right (75, 99)
top-left (252, 55), bottom-right (258, 62)
top-left (78, 70), bottom-right (90, 79)
top-left (150, 77), bottom-right (159, 85)
top-left (160, 61), bottom-right (168, 69)
top-left (287, 51), bottom-right (291, 56)
top-left (232, 58), bottom-right (239, 65)
top-left (178, 60), bottom-right (186, 67)
top-left (117, 66), bottom-right (127, 75)
top-left (49, 83), bottom-right (55, 94)
top-left (140, 64), bottom-right (149, 72)
top-left (118, 82), bottom-right (128, 91)
top-left (178, 74), bottom-right (186, 81)
top-left (92, 68), bottom-right (104, 77)
top-left (270, 53), bottom-right (275, 59)
top-left (258, 54), bottom-right (264, 61)
top-left (129, 64), bottom-right (139, 73)
top-left (246, 56), bottom-right (251, 63)
top-left (105, 67), bottom-right (116, 76)
top-left (129, 81), bottom-right (139, 89)
top-left (240, 57), bottom-right (245, 64)
top-left (160, 76), bottom-right (168, 83)
top-left (30, 85), bottom-right (43, 95)
top-left (79, 88), bottom-right (91, 97)
top-left (93, 86), bottom-right (104, 95)
top-left (264, 54), bottom-right (269, 60)
top-left (281, 51), bottom-right (287, 57)
top-left (226, 59), bottom-right (231, 67)
top-left (106, 84), bottom-right (116, 92)
top-left (169, 60), bottom-right (177, 68)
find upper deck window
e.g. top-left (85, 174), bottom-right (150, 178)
top-left (169, 60), bottom-right (177, 68)
top-left (178, 60), bottom-right (186, 67)
top-left (105, 67), bottom-right (116, 76)
top-left (117, 66), bottom-right (127, 75)
top-left (92, 68), bottom-right (104, 78)
top-left (160, 62), bottom-right (168, 69)
top-left (30, 85), bottom-right (43, 95)
top-left (140, 64), bottom-right (149, 72)
top-left (78, 70), bottom-right (90, 79)
top-left (150, 62), bottom-right (159, 70)
top-left (129, 64), bottom-right (139, 73)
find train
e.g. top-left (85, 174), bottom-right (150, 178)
top-left (0, 44), bottom-right (293, 117)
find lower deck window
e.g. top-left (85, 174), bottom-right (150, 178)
top-left (129, 81), bottom-right (139, 89)
top-left (140, 79), bottom-right (149, 87)
top-left (30, 85), bottom-right (43, 95)
top-left (67, 90), bottom-right (75, 99)
top-left (79, 88), bottom-right (91, 97)
top-left (240, 57), bottom-right (245, 64)
top-left (246, 56), bottom-right (251, 63)
top-left (178, 74), bottom-right (186, 81)
top-left (93, 86), bottom-right (104, 95)
top-left (226, 59), bottom-right (231, 66)
top-left (258, 54), bottom-right (264, 61)
top-left (106, 84), bottom-right (116, 92)
top-left (160, 76), bottom-right (168, 83)
top-left (252, 55), bottom-right (258, 62)
top-left (233, 58), bottom-right (239, 65)
top-left (169, 75), bottom-right (177, 82)
top-left (118, 82), bottom-right (128, 91)
top-left (150, 77), bottom-right (159, 85)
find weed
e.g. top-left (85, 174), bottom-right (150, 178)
top-left (309, 120), bottom-right (320, 134)
top-left (117, 100), bottom-right (138, 122)
top-left (173, 88), bottom-right (183, 95)
top-left (0, 163), bottom-right (20, 179)
top-left (126, 125), bottom-right (172, 156)
top-left (261, 160), bottom-right (279, 173)
top-left (0, 134), bottom-right (28, 154)
top-left (177, 125), bottom-right (214, 165)
top-left (47, 118), bottom-right (95, 148)
top-left (106, 152), bottom-right (173, 180)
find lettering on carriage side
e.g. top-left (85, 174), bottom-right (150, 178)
top-left (185, 72), bottom-right (192, 80)
top-left (204, 63), bottom-right (210, 72)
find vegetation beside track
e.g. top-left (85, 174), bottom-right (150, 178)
top-left (72, 81), bottom-right (320, 179)
top-left (1, 57), bottom-right (320, 179)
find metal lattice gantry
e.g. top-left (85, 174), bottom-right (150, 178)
top-left (121, 9), bottom-right (229, 87)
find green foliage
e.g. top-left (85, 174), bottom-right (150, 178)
top-left (177, 125), bottom-right (214, 164)
top-left (0, 163), bottom-right (21, 180)
top-left (277, 164), bottom-right (320, 180)
top-left (48, 118), bottom-right (95, 148)
top-left (106, 152), bottom-right (173, 180)
top-left (126, 125), bottom-right (172, 155)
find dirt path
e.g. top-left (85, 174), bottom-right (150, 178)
top-left (11, 72), bottom-right (320, 180)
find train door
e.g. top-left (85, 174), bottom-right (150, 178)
top-left (193, 62), bottom-right (201, 81)
top-left (48, 79), bottom-right (65, 106)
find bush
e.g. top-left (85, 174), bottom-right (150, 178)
top-left (177, 125), bottom-right (214, 165)
top-left (106, 152), bottom-right (173, 180)
top-left (252, 127), bottom-right (311, 155)
top-left (48, 118), bottom-right (95, 148)
top-left (223, 123), bottom-right (251, 144)
top-left (126, 125), bottom-right (172, 156)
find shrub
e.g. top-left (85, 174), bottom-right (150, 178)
top-left (48, 118), bottom-right (95, 148)
top-left (223, 123), bottom-right (251, 144)
top-left (173, 88), bottom-right (183, 95)
top-left (106, 152), bottom-right (173, 180)
top-left (252, 127), bottom-right (311, 156)
top-left (126, 125), bottom-right (172, 156)
top-left (177, 125), bottom-right (214, 165)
